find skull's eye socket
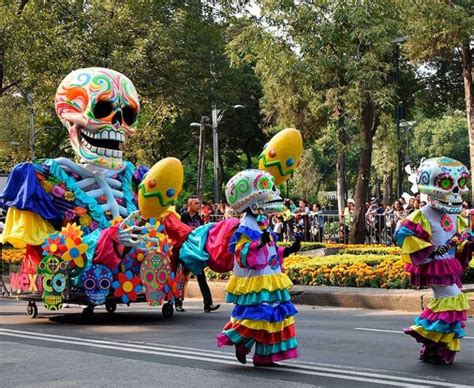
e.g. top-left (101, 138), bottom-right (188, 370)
top-left (438, 176), bottom-right (454, 190)
top-left (99, 278), bottom-right (111, 290)
top-left (52, 274), bottom-right (66, 293)
top-left (93, 100), bottom-right (114, 119)
top-left (122, 106), bottom-right (137, 126)
top-left (458, 177), bottom-right (468, 189)
top-left (84, 278), bottom-right (96, 290)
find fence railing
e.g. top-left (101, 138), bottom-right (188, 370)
top-left (203, 213), bottom-right (396, 245)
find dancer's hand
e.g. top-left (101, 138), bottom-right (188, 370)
top-left (434, 245), bottom-right (449, 256)
top-left (258, 230), bottom-right (271, 247)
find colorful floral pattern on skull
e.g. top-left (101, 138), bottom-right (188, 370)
top-left (55, 67), bottom-right (140, 170)
top-left (225, 169), bottom-right (284, 214)
top-left (37, 255), bottom-right (67, 310)
top-left (81, 264), bottom-right (113, 305)
top-left (139, 252), bottom-right (171, 306)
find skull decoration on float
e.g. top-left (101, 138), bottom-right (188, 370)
top-left (395, 156), bottom-right (473, 365)
top-left (38, 255), bottom-right (67, 310)
top-left (81, 264), bottom-right (113, 306)
top-left (55, 67), bottom-right (140, 170)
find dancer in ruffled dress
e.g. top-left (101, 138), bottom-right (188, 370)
top-left (217, 169), bottom-right (301, 366)
top-left (395, 157), bottom-right (473, 364)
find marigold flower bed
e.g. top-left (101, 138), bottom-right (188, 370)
top-left (284, 254), bottom-right (410, 289)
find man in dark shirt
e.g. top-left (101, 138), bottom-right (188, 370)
top-left (175, 196), bottom-right (220, 313)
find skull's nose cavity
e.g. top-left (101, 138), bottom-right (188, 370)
top-left (453, 186), bottom-right (459, 194)
top-left (112, 110), bottom-right (123, 126)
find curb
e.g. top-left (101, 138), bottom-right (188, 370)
top-left (185, 280), bottom-right (474, 316)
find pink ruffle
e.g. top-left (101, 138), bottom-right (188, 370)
top-left (420, 308), bottom-right (467, 324)
top-left (246, 241), bottom-right (268, 270)
top-left (217, 333), bottom-right (232, 348)
top-left (253, 348), bottom-right (298, 364)
top-left (402, 219), bottom-right (431, 242)
top-left (405, 258), bottom-right (463, 287)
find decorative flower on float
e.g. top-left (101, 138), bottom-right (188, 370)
top-left (42, 233), bottom-right (67, 257)
top-left (61, 223), bottom-right (83, 243)
top-left (112, 271), bottom-right (143, 303)
top-left (165, 271), bottom-right (185, 302)
top-left (62, 237), bottom-right (88, 268)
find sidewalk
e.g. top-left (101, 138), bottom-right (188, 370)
top-left (185, 280), bottom-right (474, 316)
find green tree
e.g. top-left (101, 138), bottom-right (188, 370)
top-left (226, 1), bottom-right (403, 242)
top-left (402, 0), bottom-right (474, 201)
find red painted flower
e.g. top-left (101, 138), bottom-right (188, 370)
top-left (112, 271), bottom-right (142, 303)
top-left (440, 214), bottom-right (454, 232)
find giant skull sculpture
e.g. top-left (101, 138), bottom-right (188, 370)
top-left (55, 67), bottom-right (140, 170)
top-left (417, 157), bottom-right (470, 214)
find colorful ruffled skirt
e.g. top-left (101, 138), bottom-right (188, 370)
top-left (217, 272), bottom-right (298, 364)
top-left (404, 258), bottom-right (469, 364)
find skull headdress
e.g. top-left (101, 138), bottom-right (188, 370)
top-left (225, 169), bottom-right (284, 215)
top-left (55, 67), bottom-right (140, 170)
top-left (417, 157), bottom-right (470, 214)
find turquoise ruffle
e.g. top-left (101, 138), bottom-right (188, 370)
top-left (226, 289), bottom-right (292, 306)
top-left (179, 223), bottom-right (215, 275)
top-left (255, 338), bottom-right (298, 356)
top-left (415, 317), bottom-right (466, 338)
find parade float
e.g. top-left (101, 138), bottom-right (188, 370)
top-left (0, 66), bottom-right (304, 322)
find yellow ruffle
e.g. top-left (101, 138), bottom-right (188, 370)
top-left (226, 273), bottom-right (293, 295)
top-left (407, 210), bottom-right (432, 236)
top-left (456, 215), bottom-right (468, 234)
top-left (428, 293), bottom-right (469, 313)
top-left (401, 236), bottom-right (433, 264)
top-left (411, 325), bottom-right (460, 351)
top-left (1, 208), bottom-right (54, 248)
top-left (230, 316), bottom-right (295, 332)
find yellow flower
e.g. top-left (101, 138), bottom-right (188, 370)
top-left (62, 238), bottom-right (88, 268)
top-left (40, 180), bottom-right (53, 193)
top-left (64, 191), bottom-right (75, 201)
top-left (79, 214), bottom-right (92, 228)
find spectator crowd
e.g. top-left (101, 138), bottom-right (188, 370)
top-left (178, 196), bottom-right (472, 246)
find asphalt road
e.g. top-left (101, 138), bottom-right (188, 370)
top-left (0, 298), bottom-right (473, 388)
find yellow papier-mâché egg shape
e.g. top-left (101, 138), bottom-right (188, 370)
top-left (138, 157), bottom-right (183, 220)
top-left (258, 128), bottom-right (303, 186)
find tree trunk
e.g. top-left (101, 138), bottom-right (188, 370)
top-left (350, 95), bottom-right (376, 243)
top-left (336, 108), bottom-right (346, 221)
top-left (462, 42), bottom-right (474, 203)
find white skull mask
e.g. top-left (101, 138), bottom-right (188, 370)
top-left (417, 157), bottom-right (470, 214)
top-left (225, 169), bottom-right (284, 215)
top-left (81, 264), bottom-right (113, 305)
top-left (55, 67), bottom-right (140, 170)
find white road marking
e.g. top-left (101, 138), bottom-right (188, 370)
top-left (0, 328), bottom-right (470, 387)
top-left (354, 327), bottom-right (474, 339)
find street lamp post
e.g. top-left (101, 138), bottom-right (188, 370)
top-left (392, 36), bottom-right (408, 199)
top-left (190, 104), bottom-right (244, 203)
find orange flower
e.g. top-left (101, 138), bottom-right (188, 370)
top-left (74, 207), bottom-right (87, 216)
top-left (61, 223), bottom-right (83, 243)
